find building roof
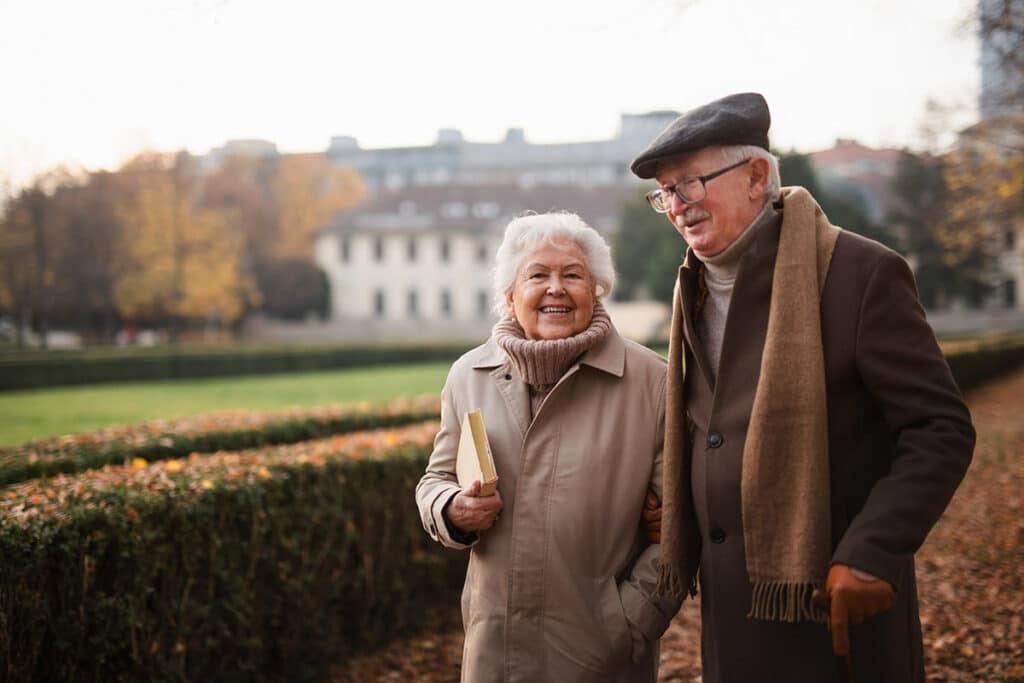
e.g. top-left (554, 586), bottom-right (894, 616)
top-left (807, 139), bottom-right (902, 169)
top-left (320, 183), bottom-right (637, 237)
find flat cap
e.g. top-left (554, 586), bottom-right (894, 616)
top-left (630, 92), bottom-right (771, 179)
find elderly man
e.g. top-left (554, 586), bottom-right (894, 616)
top-left (632, 93), bottom-right (975, 682)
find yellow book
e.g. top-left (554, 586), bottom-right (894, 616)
top-left (456, 409), bottom-right (498, 496)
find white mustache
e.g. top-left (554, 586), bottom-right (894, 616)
top-left (683, 209), bottom-right (709, 225)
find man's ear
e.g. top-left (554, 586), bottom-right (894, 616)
top-left (748, 157), bottom-right (770, 200)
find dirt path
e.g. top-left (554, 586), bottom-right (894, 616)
top-left (329, 368), bottom-right (1024, 682)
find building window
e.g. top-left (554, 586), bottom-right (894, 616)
top-left (472, 201), bottom-right (500, 219)
top-left (340, 237), bottom-right (350, 263)
top-left (407, 237), bottom-right (418, 262)
top-left (374, 290), bottom-right (386, 318)
top-left (440, 239), bottom-right (450, 263)
top-left (477, 243), bottom-right (488, 263)
top-left (440, 289), bottom-right (452, 318)
top-left (373, 237), bottom-right (384, 262)
top-left (1006, 279), bottom-right (1017, 309)
top-left (441, 201), bottom-right (467, 218)
top-left (408, 289), bottom-right (419, 318)
top-left (478, 290), bottom-right (490, 318)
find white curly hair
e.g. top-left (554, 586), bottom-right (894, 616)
top-left (491, 211), bottom-right (616, 316)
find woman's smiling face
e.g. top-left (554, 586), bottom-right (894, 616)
top-left (507, 240), bottom-right (596, 341)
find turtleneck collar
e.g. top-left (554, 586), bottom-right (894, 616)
top-left (492, 299), bottom-right (612, 391)
top-left (701, 200), bottom-right (777, 284)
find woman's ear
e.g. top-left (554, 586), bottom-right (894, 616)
top-left (505, 290), bottom-right (515, 318)
top-left (748, 157), bottom-right (769, 199)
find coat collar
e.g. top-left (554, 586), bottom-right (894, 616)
top-left (471, 321), bottom-right (627, 379)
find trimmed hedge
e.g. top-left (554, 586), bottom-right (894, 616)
top-left (0, 342), bottom-right (473, 391)
top-left (944, 339), bottom-right (1024, 392)
top-left (0, 397), bottom-right (441, 488)
top-left (0, 426), bottom-right (466, 683)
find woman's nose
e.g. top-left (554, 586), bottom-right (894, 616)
top-left (546, 278), bottom-right (566, 295)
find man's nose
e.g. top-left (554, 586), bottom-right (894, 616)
top-left (667, 190), bottom-right (688, 215)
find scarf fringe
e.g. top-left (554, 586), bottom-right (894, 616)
top-left (747, 581), bottom-right (827, 623)
top-left (656, 562), bottom-right (698, 601)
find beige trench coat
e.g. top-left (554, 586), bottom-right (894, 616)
top-left (416, 326), bottom-right (680, 683)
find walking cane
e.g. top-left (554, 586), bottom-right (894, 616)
top-left (812, 588), bottom-right (855, 683)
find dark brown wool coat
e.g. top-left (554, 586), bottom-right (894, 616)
top-left (667, 196), bottom-right (976, 682)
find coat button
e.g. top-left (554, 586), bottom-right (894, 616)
top-left (504, 373), bottom-right (512, 380)
top-left (710, 528), bottom-right (726, 544)
top-left (708, 431), bottom-right (724, 449)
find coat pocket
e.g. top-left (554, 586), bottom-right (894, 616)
top-left (598, 577), bottom-right (633, 669)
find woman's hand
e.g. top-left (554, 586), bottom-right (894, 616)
top-left (447, 480), bottom-right (504, 533)
top-left (642, 489), bottom-right (662, 544)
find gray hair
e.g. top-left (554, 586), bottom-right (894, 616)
top-left (492, 211), bottom-right (615, 316)
top-left (718, 144), bottom-right (782, 203)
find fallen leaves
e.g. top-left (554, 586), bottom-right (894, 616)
top-left (916, 368), bottom-right (1024, 682)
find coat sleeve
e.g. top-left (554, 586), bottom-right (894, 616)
top-left (619, 370), bottom-right (683, 660)
top-left (831, 249), bottom-right (975, 586)
top-left (414, 372), bottom-right (479, 551)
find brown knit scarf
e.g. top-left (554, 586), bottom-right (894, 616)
top-left (659, 187), bottom-right (841, 623)
top-left (493, 300), bottom-right (612, 412)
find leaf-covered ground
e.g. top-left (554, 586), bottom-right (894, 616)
top-left (328, 368), bottom-right (1024, 682)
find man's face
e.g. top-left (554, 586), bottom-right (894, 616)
top-left (654, 146), bottom-right (762, 258)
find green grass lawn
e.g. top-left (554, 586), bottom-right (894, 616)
top-left (0, 362), bottom-right (451, 447)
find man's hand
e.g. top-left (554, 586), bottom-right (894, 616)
top-left (446, 480), bottom-right (503, 533)
top-left (825, 563), bottom-right (896, 656)
top-left (642, 489), bottom-right (662, 544)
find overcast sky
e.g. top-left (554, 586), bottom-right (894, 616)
top-left (1, 0), bottom-right (980, 188)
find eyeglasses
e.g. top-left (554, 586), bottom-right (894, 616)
top-left (645, 158), bottom-right (751, 213)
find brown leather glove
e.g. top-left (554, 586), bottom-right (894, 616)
top-left (642, 489), bottom-right (661, 544)
top-left (825, 563), bottom-right (896, 656)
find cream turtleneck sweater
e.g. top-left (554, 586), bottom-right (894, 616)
top-left (696, 201), bottom-right (777, 381)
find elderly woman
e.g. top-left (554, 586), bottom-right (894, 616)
top-left (415, 212), bottom-right (680, 682)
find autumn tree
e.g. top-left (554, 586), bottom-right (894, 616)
top-left (0, 171), bottom-right (78, 348)
top-left (0, 186), bottom-right (46, 347)
top-left (201, 153), bottom-right (277, 272)
top-left (114, 152), bottom-right (259, 339)
top-left (940, 124), bottom-right (1023, 305)
top-left (916, 0), bottom-right (1024, 309)
top-left (45, 171), bottom-right (130, 341)
top-left (273, 154), bottom-right (364, 261)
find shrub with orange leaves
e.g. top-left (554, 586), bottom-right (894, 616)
top-left (0, 422), bottom-right (464, 683)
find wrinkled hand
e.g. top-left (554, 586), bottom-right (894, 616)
top-left (822, 564), bottom-right (896, 656)
top-left (642, 489), bottom-right (662, 544)
top-left (446, 480), bottom-right (503, 533)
